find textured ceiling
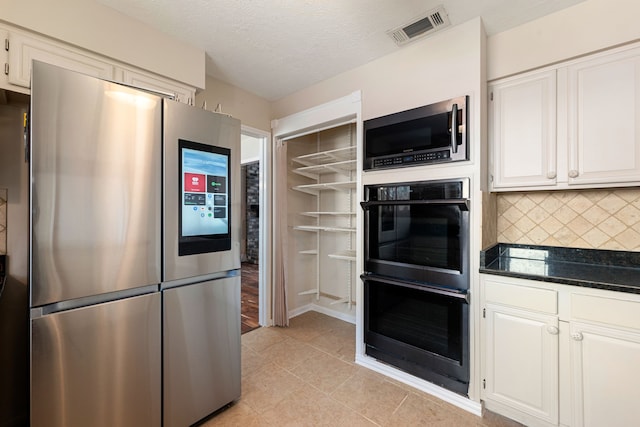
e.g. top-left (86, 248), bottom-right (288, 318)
top-left (97, 0), bottom-right (585, 101)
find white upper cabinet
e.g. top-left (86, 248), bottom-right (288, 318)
top-left (7, 32), bottom-right (116, 88)
top-left (120, 69), bottom-right (195, 106)
top-left (489, 69), bottom-right (557, 189)
top-left (2, 26), bottom-right (195, 104)
top-left (489, 43), bottom-right (640, 191)
top-left (565, 48), bottom-right (640, 186)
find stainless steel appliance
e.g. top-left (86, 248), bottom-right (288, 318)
top-left (360, 178), bottom-right (470, 395)
top-left (360, 178), bottom-right (470, 288)
top-left (161, 100), bottom-right (241, 427)
top-left (27, 61), bottom-right (241, 427)
top-left (363, 95), bottom-right (468, 170)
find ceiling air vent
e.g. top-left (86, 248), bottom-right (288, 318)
top-left (387, 5), bottom-right (451, 46)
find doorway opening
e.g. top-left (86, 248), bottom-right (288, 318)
top-left (240, 126), bottom-right (270, 333)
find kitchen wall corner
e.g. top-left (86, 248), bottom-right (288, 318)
top-left (481, 191), bottom-right (498, 250)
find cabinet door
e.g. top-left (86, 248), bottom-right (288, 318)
top-left (570, 321), bottom-right (640, 427)
top-left (566, 46), bottom-right (640, 186)
top-left (8, 32), bottom-right (115, 88)
top-left (489, 70), bottom-right (557, 190)
top-left (484, 303), bottom-right (559, 424)
top-left (121, 69), bottom-right (195, 105)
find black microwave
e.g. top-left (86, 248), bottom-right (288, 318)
top-left (363, 95), bottom-right (468, 170)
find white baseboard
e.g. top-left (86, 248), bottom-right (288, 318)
top-left (288, 303), bottom-right (356, 324)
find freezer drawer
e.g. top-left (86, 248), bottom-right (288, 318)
top-left (31, 293), bottom-right (161, 427)
top-left (163, 275), bottom-right (241, 427)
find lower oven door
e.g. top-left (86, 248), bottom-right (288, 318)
top-left (362, 274), bottom-right (469, 395)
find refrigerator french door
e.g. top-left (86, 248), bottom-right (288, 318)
top-left (162, 100), bottom-right (242, 427)
top-left (29, 62), bottom-right (242, 427)
top-left (30, 61), bottom-right (162, 426)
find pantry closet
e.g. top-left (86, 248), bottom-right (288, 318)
top-left (272, 92), bottom-right (362, 326)
top-left (286, 123), bottom-right (357, 313)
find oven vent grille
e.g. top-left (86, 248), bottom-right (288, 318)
top-left (387, 5), bottom-right (450, 46)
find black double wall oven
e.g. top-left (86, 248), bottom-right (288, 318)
top-left (361, 178), bottom-right (470, 395)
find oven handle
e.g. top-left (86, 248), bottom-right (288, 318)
top-left (360, 274), bottom-right (469, 302)
top-left (360, 199), bottom-right (469, 211)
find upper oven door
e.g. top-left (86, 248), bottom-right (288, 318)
top-left (361, 180), bottom-right (470, 290)
top-left (363, 95), bottom-right (467, 170)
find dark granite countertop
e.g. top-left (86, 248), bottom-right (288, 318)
top-left (480, 243), bottom-right (640, 294)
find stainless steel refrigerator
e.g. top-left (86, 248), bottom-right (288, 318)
top-left (28, 61), bottom-right (241, 427)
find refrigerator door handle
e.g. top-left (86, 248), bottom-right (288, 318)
top-left (160, 269), bottom-right (240, 291)
top-left (31, 284), bottom-right (159, 318)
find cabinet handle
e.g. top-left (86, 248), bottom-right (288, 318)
top-left (546, 171), bottom-right (557, 179)
top-left (547, 326), bottom-right (559, 335)
top-left (568, 169), bottom-right (579, 178)
top-left (571, 332), bottom-right (584, 341)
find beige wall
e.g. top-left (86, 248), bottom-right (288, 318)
top-left (271, 18), bottom-right (485, 122)
top-left (196, 20), bottom-right (485, 133)
top-left (0, 0), bottom-right (205, 88)
top-left (195, 75), bottom-right (271, 132)
top-left (487, 0), bottom-right (640, 80)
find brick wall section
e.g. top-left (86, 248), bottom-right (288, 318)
top-left (244, 162), bottom-right (260, 263)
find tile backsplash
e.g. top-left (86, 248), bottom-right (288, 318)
top-left (0, 188), bottom-right (6, 254)
top-left (497, 188), bottom-right (640, 251)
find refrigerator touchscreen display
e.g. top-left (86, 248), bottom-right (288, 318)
top-left (178, 139), bottom-right (231, 256)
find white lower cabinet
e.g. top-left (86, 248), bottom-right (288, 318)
top-left (481, 274), bottom-right (640, 427)
top-left (482, 276), bottom-right (559, 427)
top-left (570, 322), bottom-right (640, 427)
top-left (484, 304), bottom-right (559, 425)
top-left (569, 293), bottom-right (640, 427)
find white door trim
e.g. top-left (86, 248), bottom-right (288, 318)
top-left (241, 124), bottom-right (271, 327)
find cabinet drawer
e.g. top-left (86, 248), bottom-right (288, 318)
top-left (571, 293), bottom-right (640, 330)
top-left (484, 279), bottom-right (557, 314)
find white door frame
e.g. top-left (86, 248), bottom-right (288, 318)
top-left (240, 124), bottom-right (271, 326)
top-left (271, 91), bottom-right (363, 324)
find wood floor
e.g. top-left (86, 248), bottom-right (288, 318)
top-left (241, 262), bottom-right (260, 334)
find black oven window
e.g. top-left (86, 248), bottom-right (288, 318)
top-left (371, 204), bottom-right (462, 271)
top-left (367, 280), bottom-right (463, 362)
top-left (380, 205), bottom-right (395, 232)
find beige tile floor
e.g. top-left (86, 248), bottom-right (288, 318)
top-left (202, 311), bottom-right (523, 427)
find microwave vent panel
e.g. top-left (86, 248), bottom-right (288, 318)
top-left (387, 5), bottom-right (451, 46)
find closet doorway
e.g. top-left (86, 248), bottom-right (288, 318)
top-left (271, 91), bottom-right (362, 327)
top-left (240, 126), bottom-right (270, 333)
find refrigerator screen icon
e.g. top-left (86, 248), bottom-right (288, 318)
top-left (178, 139), bottom-right (232, 256)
